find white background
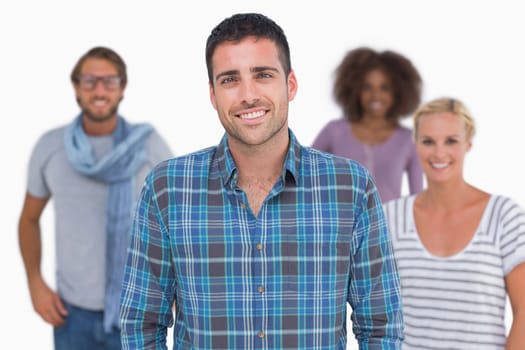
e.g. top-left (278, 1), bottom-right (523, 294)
top-left (2, 1), bottom-right (524, 349)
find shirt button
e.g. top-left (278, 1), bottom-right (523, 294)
top-left (257, 331), bottom-right (265, 339)
top-left (256, 243), bottom-right (263, 251)
top-left (241, 203), bottom-right (246, 209)
top-left (257, 285), bottom-right (265, 293)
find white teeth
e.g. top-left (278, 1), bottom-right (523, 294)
top-left (432, 163), bottom-right (448, 169)
top-left (240, 110), bottom-right (265, 120)
top-left (94, 100), bottom-right (107, 106)
top-left (369, 102), bottom-right (383, 109)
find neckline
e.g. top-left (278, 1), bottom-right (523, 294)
top-left (347, 120), bottom-right (402, 148)
top-left (408, 194), bottom-right (494, 260)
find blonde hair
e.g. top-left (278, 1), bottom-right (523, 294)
top-left (413, 97), bottom-right (476, 141)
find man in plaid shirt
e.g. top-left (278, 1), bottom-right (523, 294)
top-left (120, 12), bottom-right (403, 350)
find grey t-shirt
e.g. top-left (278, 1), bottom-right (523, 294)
top-left (27, 124), bottom-right (173, 310)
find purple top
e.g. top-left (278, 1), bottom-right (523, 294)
top-left (312, 118), bottom-right (423, 202)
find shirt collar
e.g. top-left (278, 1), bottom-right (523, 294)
top-left (215, 129), bottom-right (301, 188)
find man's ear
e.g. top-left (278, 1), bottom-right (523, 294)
top-left (287, 69), bottom-right (298, 102)
top-left (209, 82), bottom-right (217, 110)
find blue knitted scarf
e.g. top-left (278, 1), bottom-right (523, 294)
top-left (64, 114), bottom-right (153, 333)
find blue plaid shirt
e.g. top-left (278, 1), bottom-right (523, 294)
top-left (120, 130), bottom-right (403, 350)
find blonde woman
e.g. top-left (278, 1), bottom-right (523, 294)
top-left (383, 97), bottom-right (525, 349)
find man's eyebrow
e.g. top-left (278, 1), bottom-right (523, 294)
top-left (215, 70), bottom-right (239, 82)
top-left (214, 66), bottom-right (280, 82)
top-left (251, 66), bottom-right (279, 74)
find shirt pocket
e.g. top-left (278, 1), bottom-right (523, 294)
top-left (282, 239), bottom-right (350, 294)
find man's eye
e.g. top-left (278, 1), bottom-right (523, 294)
top-left (257, 72), bottom-right (272, 79)
top-left (103, 77), bottom-right (121, 87)
top-left (220, 77), bottom-right (237, 84)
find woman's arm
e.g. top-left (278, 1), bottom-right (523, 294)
top-left (505, 262), bottom-right (525, 350)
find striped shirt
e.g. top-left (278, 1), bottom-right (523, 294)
top-left (383, 194), bottom-right (525, 350)
top-left (120, 130), bottom-right (403, 350)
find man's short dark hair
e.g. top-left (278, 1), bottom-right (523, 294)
top-left (205, 13), bottom-right (291, 85)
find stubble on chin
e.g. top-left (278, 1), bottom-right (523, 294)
top-left (76, 96), bottom-right (120, 123)
top-left (82, 107), bottom-right (118, 123)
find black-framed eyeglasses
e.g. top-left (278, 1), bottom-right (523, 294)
top-left (76, 75), bottom-right (122, 91)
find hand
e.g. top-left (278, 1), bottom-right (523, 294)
top-left (29, 277), bottom-right (68, 327)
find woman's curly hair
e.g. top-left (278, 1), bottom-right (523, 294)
top-left (333, 47), bottom-right (422, 122)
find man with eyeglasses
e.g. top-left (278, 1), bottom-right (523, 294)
top-left (18, 46), bottom-right (173, 350)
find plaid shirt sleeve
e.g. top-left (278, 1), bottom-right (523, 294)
top-left (120, 171), bottom-right (175, 350)
top-left (348, 173), bottom-right (404, 350)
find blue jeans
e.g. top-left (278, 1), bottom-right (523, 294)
top-left (54, 300), bottom-right (121, 350)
